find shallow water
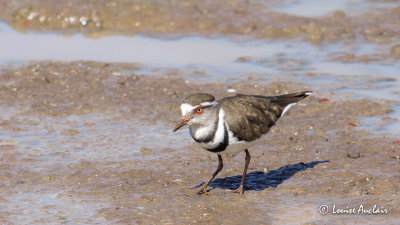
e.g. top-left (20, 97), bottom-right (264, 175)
top-left (1, 21), bottom-right (399, 135)
top-left (270, 0), bottom-right (400, 17)
top-left (0, 108), bottom-right (184, 165)
top-left (7, 191), bottom-right (109, 224)
top-left (358, 103), bottom-right (400, 136)
top-left (1, 22), bottom-right (399, 78)
top-left (0, 108), bottom-right (188, 223)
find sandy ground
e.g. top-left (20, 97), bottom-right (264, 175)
top-left (0, 0), bottom-right (400, 224)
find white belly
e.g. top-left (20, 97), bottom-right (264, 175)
top-left (219, 140), bottom-right (256, 154)
top-left (219, 121), bottom-right (263, 154)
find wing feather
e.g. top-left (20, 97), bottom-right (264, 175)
top-left (219, 91), bottom-right (311, 142)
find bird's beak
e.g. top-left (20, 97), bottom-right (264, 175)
top-left (173, 117), bottom-right (190, 132)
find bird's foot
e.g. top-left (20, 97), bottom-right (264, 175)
top-left (226, 186), bottom-right (244, 194)
top-left (196, 188), bottom-right (209, 195)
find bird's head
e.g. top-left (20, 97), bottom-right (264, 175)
top-left (173, 93), bottom-right (219, 132)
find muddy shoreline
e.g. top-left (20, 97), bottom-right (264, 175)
top-left (0, 61), bottom-right (399, 224)
top-left (1, 0), bottom-right (400, 224)
top-left (0, 0), bottom-right (400, 48)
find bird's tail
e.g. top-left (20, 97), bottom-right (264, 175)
top-left (272, 91), bottom-right (312, 105)
top-left (268, 91), bottom-right (312, 116)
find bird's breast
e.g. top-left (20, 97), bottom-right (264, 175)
top-left (191, 108), bottom-right (229, 152)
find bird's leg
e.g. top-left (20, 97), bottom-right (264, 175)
top-left (229, 149), bottom-right (251, 194)
top-left (197, 154), bottom-right (223, 195)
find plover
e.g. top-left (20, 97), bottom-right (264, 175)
top-left (173, 91), bottom-right (312, 194)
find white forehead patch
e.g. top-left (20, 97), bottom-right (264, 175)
top-left (181, 101), bottom-right (218, 116)
top-left (181, 103), bottom-right (195, 116)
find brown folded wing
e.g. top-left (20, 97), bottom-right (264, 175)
top-left (219, 91), bottom-right (310, 142)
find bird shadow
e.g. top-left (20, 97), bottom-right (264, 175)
top-left (192, 160), bottom-right (329, 191)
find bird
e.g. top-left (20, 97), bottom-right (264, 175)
top-left (173, 91), bottom-right (312, 195)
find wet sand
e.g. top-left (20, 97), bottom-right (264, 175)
top-left (1, 0), bottom-right (400, 224)
top-left (0, 0), bottom-right (400, 47)
top-left (0, 61), bottom-right (399, 224)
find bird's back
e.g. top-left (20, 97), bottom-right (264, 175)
top-left (219, 91), bottom-right (311, 142)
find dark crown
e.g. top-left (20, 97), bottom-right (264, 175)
top-left (183, 93), bottom-right (215, 106)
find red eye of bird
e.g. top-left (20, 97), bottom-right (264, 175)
top-left (194, 106), bottom-right (205, 115)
